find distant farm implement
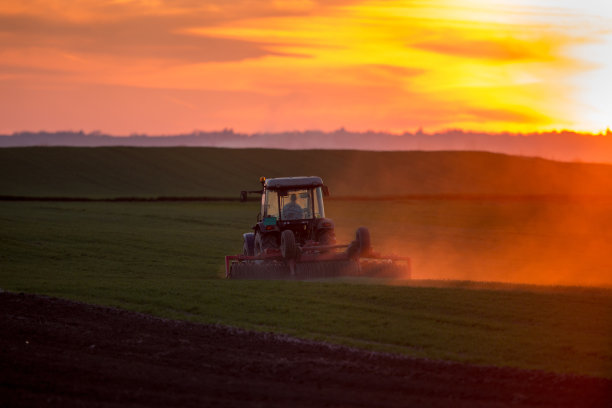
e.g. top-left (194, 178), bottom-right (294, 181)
top-left (225, 176), bottom-right (410, 280)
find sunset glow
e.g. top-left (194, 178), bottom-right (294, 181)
top-left (1, 0), bottom-right (610, 134)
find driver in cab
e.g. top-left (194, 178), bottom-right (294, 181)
top-left (282, 193), bottom-right (303, 220)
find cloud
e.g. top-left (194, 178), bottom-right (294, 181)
top-left (464, 107), bottom-right (550, 125)
top-left (0, 14), bottom-right (286, 63)
top-left (412, 38), bottom-right (549, 62)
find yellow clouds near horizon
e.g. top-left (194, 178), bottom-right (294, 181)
top-left (0, 0), bottom-right (608, 134)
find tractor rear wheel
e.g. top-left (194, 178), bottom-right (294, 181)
top-left (280, 230), bottom-right (297, 260)
top-left (242, 232), bottom-right (255, 256)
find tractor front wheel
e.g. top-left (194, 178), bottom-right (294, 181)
top-left (254, 232), bottom-right (277, 256)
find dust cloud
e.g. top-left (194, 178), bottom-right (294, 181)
top-left (329, 198), bottom-right (612, 288)
top-left (322, 149), bottom-right (612, 288)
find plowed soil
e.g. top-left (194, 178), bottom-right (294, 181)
top-left (1, 292), bottom-right (610, 407)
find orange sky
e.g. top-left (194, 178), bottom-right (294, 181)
top-left (1, 0), bottom-right (610, 135)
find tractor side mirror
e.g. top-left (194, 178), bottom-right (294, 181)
top-left (322, 185), bottom-right (330, 197)
top-left (240, 191), bottom-right (248, 202)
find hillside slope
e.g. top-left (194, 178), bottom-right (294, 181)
top-left (1, 147), bottom-right (612, 198)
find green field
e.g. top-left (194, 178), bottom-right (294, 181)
top-left (2, 199), bottom-right (611, 378)
top-left (2, 147), bottom-right (611, 378)
top-left (2, 147), bottom-right (612, 198)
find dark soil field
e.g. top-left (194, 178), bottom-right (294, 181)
top-left (2, 291), bottom-right (610, 408)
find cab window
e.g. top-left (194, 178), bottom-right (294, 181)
top-left (313, 187), bottom-right (325, 218)
top-left (264, 190), bottom-right (279, 218)
top-left (280, 189), bottom-right (311, 220)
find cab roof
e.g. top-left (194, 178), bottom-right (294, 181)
top-left (264, 176), bottom-right (324, 190)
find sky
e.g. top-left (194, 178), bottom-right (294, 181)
top-left (1, 0), bottom-right (610, 135)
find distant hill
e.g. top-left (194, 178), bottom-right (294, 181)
top-left (1, 147), bottom-right (611, 199)
top-left (1, 129), bottom-right (612, 163)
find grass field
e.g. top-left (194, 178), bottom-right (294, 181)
top-left (2, 147), bottom-right (612, 198)
top-left (2, 199), bottom-right (611, 378)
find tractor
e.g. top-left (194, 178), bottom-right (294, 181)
top-left (225, 176), bottom-right (410, 280)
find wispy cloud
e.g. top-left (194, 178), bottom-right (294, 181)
top-left (0, 14), bottom-right (284, 63)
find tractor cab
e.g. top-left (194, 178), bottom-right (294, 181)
top-left (241, 176), bottom-right (335, 256)
top-left (261, 176), bottom-right (327, 222)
